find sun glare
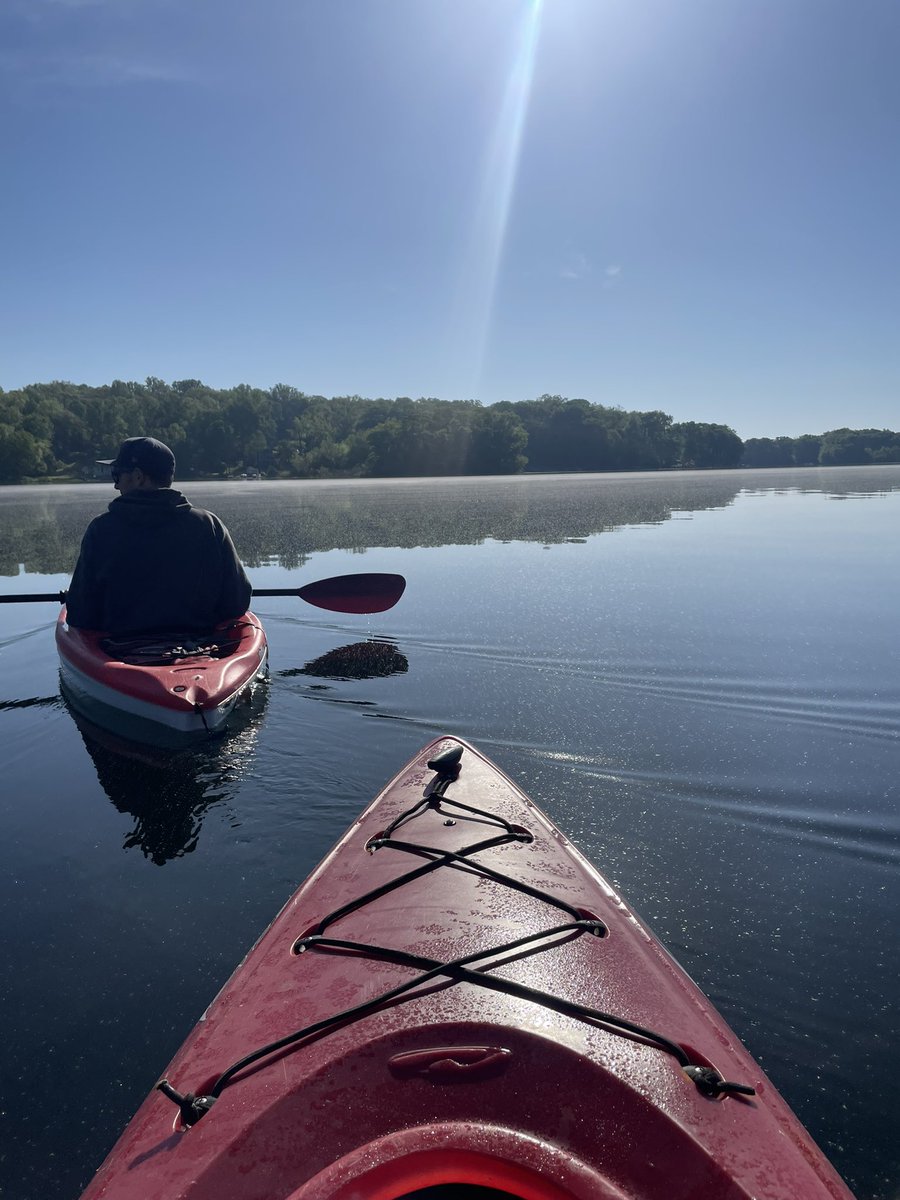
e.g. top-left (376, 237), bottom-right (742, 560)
top-left (450, 0), bottom-right (544, 395)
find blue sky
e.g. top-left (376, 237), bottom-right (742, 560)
top-left (1, 0), bottom-right (897, 439)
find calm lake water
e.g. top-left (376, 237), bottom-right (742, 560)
top-left (1, 466), bottom-right (898, 1199)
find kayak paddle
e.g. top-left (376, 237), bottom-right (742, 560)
top-left (0, 572), bottom-right (406, 616)
top-left (254, 573), bottom-right (406, 614)
top-left (0, 591), bottom-right (69, 604)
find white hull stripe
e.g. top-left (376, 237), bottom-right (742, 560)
top-left (59, 655), bottom-right (265, 734)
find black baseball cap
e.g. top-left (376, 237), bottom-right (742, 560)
top-left (97, 437), bottom-right (176, 477)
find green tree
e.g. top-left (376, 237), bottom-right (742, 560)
top-left (621, 410), bottom-right (679, 469)
top-left (792, 434), bottom-right (821, 465)
top-left (819, 428), bottom-right (896, 465)
top-left (741, 437), bottom-right (794, 467)
top-left (675, 422), bottom-right (743, 468)
top-left (363, 418), bottom-right (407, 477)
top-left (468, 406), bottom-right (528, 473)
top-left (0, 426), bottom-right (45, 482)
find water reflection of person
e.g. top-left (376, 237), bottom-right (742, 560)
top-left (69, 709), bottom-right (263, 865)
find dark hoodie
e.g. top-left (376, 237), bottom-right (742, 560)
top-left (65, 489), bottom-right (252, 634)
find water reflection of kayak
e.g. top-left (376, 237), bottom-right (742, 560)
top-left (56, 609), bottom-right (269, 748)
top-left (68, 697), bottom-right (266, 864)
top-left (79, 738), bottom-right (853, 1200)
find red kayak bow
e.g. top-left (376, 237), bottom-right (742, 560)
top-left (80, 738), bottom-right (853, 1200)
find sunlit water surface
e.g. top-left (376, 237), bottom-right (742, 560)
top-left (1, 467), bottom-right (897, 1199)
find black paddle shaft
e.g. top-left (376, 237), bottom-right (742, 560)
top-left (0, 573), bottom-right (406, 616)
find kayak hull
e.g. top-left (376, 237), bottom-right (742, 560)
top-left (79, 737), bottom-right (853, 1199)
top-left (56, 609), bottom-right (268, 747)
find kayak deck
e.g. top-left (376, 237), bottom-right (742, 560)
top-left (81, 737), bottom-right (853, 1200)
top-left (56, 609), bottom-right (268, 746)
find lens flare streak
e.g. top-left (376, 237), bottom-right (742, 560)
top-left (451, 1), bottom-right (544, 395)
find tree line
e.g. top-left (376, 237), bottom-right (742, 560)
top-left (0, 378), bottom-right (896, 483)
top-left (740, 428), bottom-right (900, 467)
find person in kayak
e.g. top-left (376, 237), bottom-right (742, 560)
top-left (65, 436), bottom-right (252, 634)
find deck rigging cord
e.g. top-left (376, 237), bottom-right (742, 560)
top-left (100, 620), bottom-right (258, 666)
top-left (158, 742), bottom-right (755, 1126)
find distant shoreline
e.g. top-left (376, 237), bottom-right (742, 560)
top-left (12, 460), bottom-right (900, 489)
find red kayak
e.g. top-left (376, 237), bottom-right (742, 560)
top-left (56, 609), bottom-right (268, 746)
top-left (79, 737), bottom-right (853, 1199)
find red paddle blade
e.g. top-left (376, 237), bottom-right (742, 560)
top-left (296, 573), bottom-right (406, 615)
